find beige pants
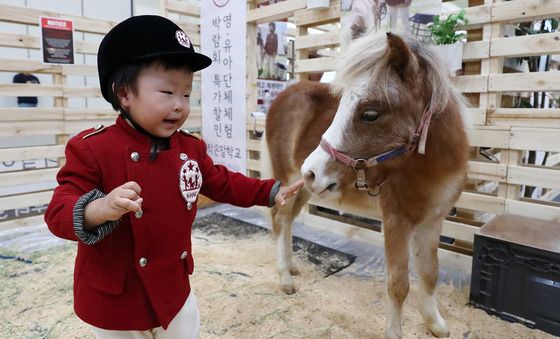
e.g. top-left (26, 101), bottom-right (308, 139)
top-left (92, 293), bottom-right (200, 339)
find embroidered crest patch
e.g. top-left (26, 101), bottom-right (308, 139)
top-left (179, 159), bottom-right (202, 206)
top-left (175, 30), bottom-right (191, 48)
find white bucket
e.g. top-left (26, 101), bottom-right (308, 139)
top-left (307, 0), bottom-right (329, 9)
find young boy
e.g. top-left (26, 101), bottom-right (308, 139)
top-left (45, 15), bottom-right (302, 338)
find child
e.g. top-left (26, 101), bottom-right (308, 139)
top-left (44, 15), bottom-right (303, 338)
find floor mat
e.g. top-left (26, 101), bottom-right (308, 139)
top-left (193, 212), bottom-right (356, 277)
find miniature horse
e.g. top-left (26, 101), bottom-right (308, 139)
top-left (266, 32), bottom-right (469, 339)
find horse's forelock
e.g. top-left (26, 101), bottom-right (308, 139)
top-left (331, 32), bottom-right (468, 118)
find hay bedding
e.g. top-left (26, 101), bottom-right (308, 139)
top-left (0, 213), bottom-right (554, 339)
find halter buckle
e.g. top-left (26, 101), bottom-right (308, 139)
top-left (353, 159), bottom-right (368, 171)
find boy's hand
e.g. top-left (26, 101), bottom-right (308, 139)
top-left (84, 181), bottom-right (143, 230)
top-left (275, 178), bottom-right (305, 206)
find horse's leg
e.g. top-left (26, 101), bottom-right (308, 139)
top-left (383, 215), bottom-right (413, 339)
top-left (271, 188), bottom-right (310, 294)
top-left (411, 219), bottom-right (449, 337)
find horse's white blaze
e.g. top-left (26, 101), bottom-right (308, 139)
top-left (300, 79), bottom-right (369, 195)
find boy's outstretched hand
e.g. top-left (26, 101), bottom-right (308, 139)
top-left (275, 178), bottom-right (305, 206)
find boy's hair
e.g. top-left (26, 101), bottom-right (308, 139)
top-left (107, 56), bottom-right (193, 113)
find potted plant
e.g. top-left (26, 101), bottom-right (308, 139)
top-left (429, 9), bottom-right (468, 73)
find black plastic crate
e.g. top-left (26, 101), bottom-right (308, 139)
top-left (469, 214), bottom-right (560, 336)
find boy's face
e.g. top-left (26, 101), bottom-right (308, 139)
top-left (118, 63), bottom-right (193, 138)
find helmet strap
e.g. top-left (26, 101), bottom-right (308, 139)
top-left (120, 111), bottom-right (169, 161)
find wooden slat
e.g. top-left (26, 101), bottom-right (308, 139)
top-left (0, 145), bottom-right (65, 162)
top-left (247, 0), bottom-right (307, 24)
top-left (462, 41), bottom-right (490, 61)
top-left (466, 108), bottom-right (486, 125)
top-left (165, 0), bottom-right (200, 16)
top-left (63, 86), bottom-right (102, 98)
top-left (0, 108), bottom-right (63, 121)
top-left (0, 83), bottom-right (62, 97)
top-left (63, 108), bottom-right (116, 120)
top-left (295, 29), bottom-right (339, 50)
top-left (63, 119), bottom-right (115, 135)
top-left (452, 75), bottom-right (488, 93)
top-left (491, 0), bottom-right (560, 24)
top-left (0, 121), bottom-right (64, 137)
top-left (294, 56), bottom-right (336, 73)
top-left (488, 108), bottom-right (560, 128)
top-left (0, 168), bottom-right (58, 187)
top-left (0, 4), bottom-right (115, 34)
top-left (0, 58), bottom-right (61, 73)
top-left (509, 127), bottom-right (560, 152)
top-left (461, 4), bottom-right (492, 28)
top-left (442, 219), bottom-right (478, 244)
top-left (466, 126), bottom-right (510, 148)
top-left (0, 32), bottom-right (98, 54)
top-left (62, 64), bottom-right (98, 76)
top-left (508, 165), bottom-right (560, 190)
top-left (467, 161), bottom-right (507, 182)
top-left (491, 32), bottom-right (560, 58)
top-left (505, 199), bottom-right (560, 222)
top-left (489, 72), bottom-right (560, 92)
top-left (0, 191), bottom-right (53, 211)
top-left (294, 2), bottom-right (341, 26)
top-left (456, 191), bottom-right (505, 214)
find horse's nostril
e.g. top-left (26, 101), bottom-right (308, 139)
top-left (326, 183), bottom-right (337, 191)
top-left (303, 170), bottom-right (315, 183)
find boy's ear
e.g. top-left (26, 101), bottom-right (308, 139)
top-left (116, 84), bottom-right (131, 108)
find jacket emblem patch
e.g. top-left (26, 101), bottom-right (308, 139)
top-left (179, 159), bottom-right (202, 205)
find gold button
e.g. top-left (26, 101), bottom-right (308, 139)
top-left (139, 257), bottom-right (148, 267)
top-left (180, 251), bottom-right (188, 260)
top-left (131, 152), bottom-right (140, 162)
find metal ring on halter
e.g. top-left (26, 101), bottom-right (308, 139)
top-left (367, 186), bottom-right (382, 197)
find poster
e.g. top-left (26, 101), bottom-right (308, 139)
top-left (341, 0), bottom-right (442, 44)
top-left (201, 1), bottom-right (247, 174)
top-left (40, 17), bottom-right (75, 64)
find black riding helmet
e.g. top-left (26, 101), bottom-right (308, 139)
top-left (98, 15), bottom-right (211, 102)
top-left (97, 15), bottom-right (212, 160)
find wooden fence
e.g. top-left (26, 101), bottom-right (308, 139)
top-left (0, 3), bottom-right (200, 231)
top-left (245, 0), bottom-right (560, 269)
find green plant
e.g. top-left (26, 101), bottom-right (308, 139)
top-left (429, 9), bottom-right (468, 45)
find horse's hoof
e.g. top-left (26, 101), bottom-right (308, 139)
top-left (289, 266), bottom-right (300, 276)
top-left (281, 284), bottom-right (297, 295)
top-left (427, 319), bottom-right (449, 338)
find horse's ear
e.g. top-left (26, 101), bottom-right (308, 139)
top-left (386, 32), bottom-right (419, 79)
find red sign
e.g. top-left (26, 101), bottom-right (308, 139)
top-left (40, 17), bottom-right (75, 64)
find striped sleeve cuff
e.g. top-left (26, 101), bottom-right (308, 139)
top-left (268, 180), bottom-right (281, 207)
top-left (73, 189), bottom-right (119, 245)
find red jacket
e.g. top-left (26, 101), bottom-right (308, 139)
top-left (45, 116), bottom-right (276, 330)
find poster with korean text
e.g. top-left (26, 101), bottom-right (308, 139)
top-left (201, 0), bottom-right (246, 173)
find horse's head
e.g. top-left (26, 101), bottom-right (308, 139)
top-left (301, 32), bottom-right (461, 198)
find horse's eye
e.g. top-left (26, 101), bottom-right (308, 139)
top-left (361, 109), bottom-right (381, 123)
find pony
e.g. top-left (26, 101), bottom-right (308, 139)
top-left (265, 32), bottom-right (469, 338)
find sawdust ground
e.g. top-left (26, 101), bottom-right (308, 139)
top-left (0, 228), bottom-right (554, 338)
